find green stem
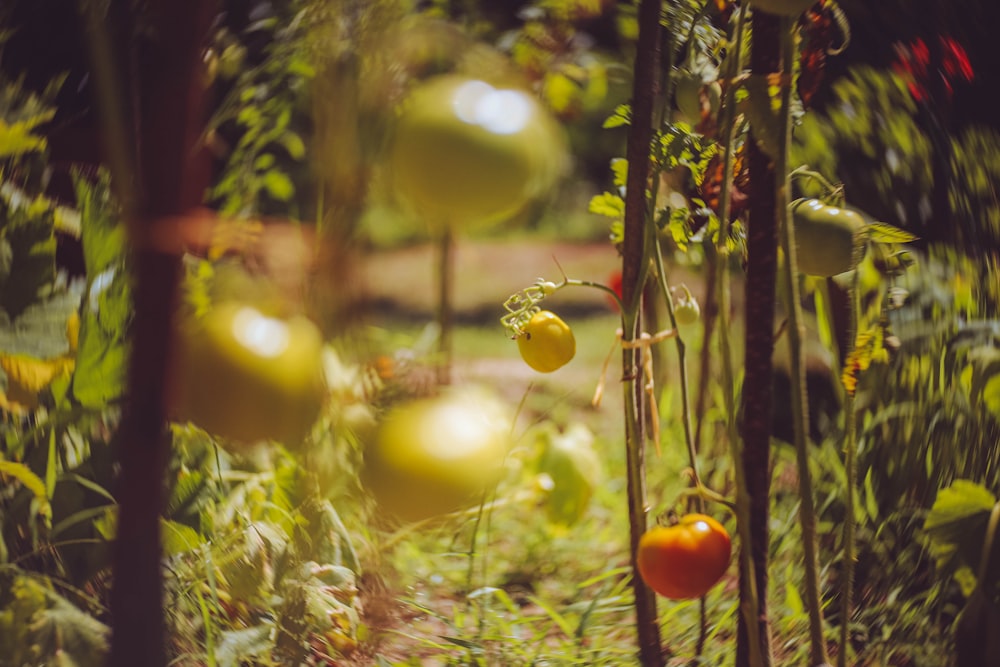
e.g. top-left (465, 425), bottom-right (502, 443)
top-left (436, 225), bottom-right (455, 385)
top-left (775, 17), bottom-right (829, 667)
top-left (837, 240), bottom-right (864, 667)
top-left (713, 6), bottom-right (766, 667)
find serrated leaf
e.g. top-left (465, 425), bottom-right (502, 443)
top-left (603, 104), bottom-right (631, 129)
top-left (611, 158), bottom-right (629, 188)
top-left (865, 221), bottom-right (919, 243)
top-left (0, 353), bottom-right (74, 411)
top-left (588, 192), bottom-right (624, 219)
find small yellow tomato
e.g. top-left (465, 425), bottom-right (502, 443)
top-left (517, 310), bottom-right (576, 373)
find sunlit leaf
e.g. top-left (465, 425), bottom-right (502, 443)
top-left (866, 221), bottom-right (919, 243)
top-left (603, 104), bottom-right (631, 129)
top-left (588, 192), bottom-right (625, 219)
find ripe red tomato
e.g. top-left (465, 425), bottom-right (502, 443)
top-left (637, 514), bottom-right (732, 599)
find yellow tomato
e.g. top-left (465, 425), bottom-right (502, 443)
top-left (517, 310), bottom-right (576, 373)
top-left (364, 387), bottom-right (512, 522)
top-left (389, 75), bottom-right (565, 229)
top-left (172, 302), bottom-right (325, 446)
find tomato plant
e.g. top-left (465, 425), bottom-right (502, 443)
top-left (363, 387), bottom-right (511, 522)
top-left (389, 74), bottom-right (564, 228)
top-left (791, 197), bottom-right (865, 277)
top-left (517, 310), bottom-right (576, 373)
top-left (172, 302), bottom-right (326, 446)
top-left (637, 514), bottom-right (732, 600)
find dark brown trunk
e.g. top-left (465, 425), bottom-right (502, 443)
top-left (735, 9), bottom-right (781, 667)
top-left (105, 2), bottom-right (216, 666)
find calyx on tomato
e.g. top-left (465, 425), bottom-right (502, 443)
top-left (390, 75), bottom-right (566, 229)
top-left (790, 198), bottom-right (865, 277)
top-left (172, 302), bottom-right (326, 447)
top-left (517, 310), bottom-right (576, 373)
top-left (637, 513), bottom-right (732, 600)
top-left (364, 387), bottom-right (512, 522)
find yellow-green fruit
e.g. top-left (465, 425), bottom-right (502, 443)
top-left (536, 424), bottom-right (601, 526)
top-left (674, 72), bottom-right (704, 120)
top-left (173, 302), bottom-right (325, 446)
top-left (364, 388), bottom-right (511, 522)
top-left (517, 310), bottom-right (576, 373)
top-left (751, 0), bottom-right (817, 16)
top-left (791, 198), bottom-right (866, 277)
top-left (390, 75), bottom-right (565, 229)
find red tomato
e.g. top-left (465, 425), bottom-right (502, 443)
top-left (637, 514), bottom-right (732, 599)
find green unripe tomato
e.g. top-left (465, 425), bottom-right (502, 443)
top-left (751, 0), bottom-right (817, 16)
top-left (173, 302), bottom-right (326, 446)
top-left (674, 72), bottom-right (704, 120)
top-left (517, 310), bottom-right (576, 373)
top-left (536, 424), bottom-right (601, 527)
top-left (790, 198), bottom-right (866, 277)
top-left (390, 75), bottom-right (565, 229)
top-left (674, 296), bottom-right (701, 326)
top-left (364, 388), bottom-right (512, 522)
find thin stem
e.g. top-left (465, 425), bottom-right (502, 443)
top-left (775, 16), bottom-right (829, 667)
top-left (436, 225), bottom-right (455, 385)
top-left (837, 240), bottom-right (864, 667)
top-left (713, 6), bottom-right (766, 667)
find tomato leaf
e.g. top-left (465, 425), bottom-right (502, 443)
top-left (603, 103), bottom-right (631, 129)
top-left (924, 480), bottom-right (997, 595)
top-left (588, 192), bottom-right (625, 220)
top-left (865, 221), bottom-right (919, 244)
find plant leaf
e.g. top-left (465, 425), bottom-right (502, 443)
top-left (865, 221), bottom-right (919, 243)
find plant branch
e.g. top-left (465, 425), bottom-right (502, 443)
top-left (774, 16), bottom-right (829, 667)
top-left (621, 0), bottom-right (665, 663)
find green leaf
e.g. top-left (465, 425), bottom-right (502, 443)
top-left (611, 158), bottom-right (629, 188)
top-left (262, 171), bottom-right (294, 201)
top-left (161, 519), bottom-right (204, 556)
top-left (603, 104), bottom-right (631, 129)
top-left (588, 192), bottom-right (624, 219)
top-left (924, 480), bottom-right (997, 593)
top-left (73, 171), bottom-right (125, 277)
top-left (865, 221), bottom-right (919, 244)
top-left (0, 459), bottom-right (48, 502)
top-left (70, 308), bottom-right (128, 409)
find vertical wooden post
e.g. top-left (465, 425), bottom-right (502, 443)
top-left (103, 2), bottom-right (216, 665)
